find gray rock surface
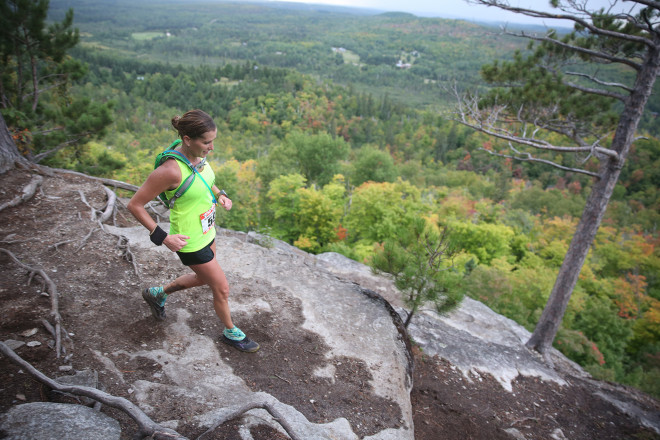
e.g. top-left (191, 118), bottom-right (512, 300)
top-left (318, 250), bottom-right (660, 435)
top-left (0, 402), bottom-right (121, 440)
top-left (102, 225), bottom-right (414, 439)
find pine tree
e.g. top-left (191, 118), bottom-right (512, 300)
top-left (371, 217), bottom-right (464, 328)
top-left (457, 0), bottom-right (660, 359)
top-left (0, 0), bottom-right (111, 164)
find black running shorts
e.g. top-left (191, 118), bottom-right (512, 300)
top-left (177, 239), bottom-right (215, 266)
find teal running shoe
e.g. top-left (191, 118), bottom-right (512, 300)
top-left (142, 287), bottom-right (166, 320)
top-left (221, 335), bottom-right (260, 353)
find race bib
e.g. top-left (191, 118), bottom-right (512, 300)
top-left (200, 205), bottom-right (216, 234)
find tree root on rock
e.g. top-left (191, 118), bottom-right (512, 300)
top-left (73, 186), bottom-right (139, 274)
top-left (0, 174), bottom-right (43, 213)
top-left (0, 248), bottom-right (69, 358)
top-left (0, 341), bottom-right (187, 440)
top-left (197, 392), bottom-right (309, 440)
top-left (0, 341), bottom-right (315, 440)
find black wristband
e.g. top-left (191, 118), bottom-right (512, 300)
top-left (150, 225), bottom-right (167, 246)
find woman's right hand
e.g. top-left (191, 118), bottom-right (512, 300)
top-left (163, 234), bottom-right (190, 252)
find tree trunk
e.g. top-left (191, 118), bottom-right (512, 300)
top-left (526, 44), bottom-right (660, 355)
top-left (0, 112), bottom-right (29, 174)
top-left (526, 160), bottom-right (620, 354)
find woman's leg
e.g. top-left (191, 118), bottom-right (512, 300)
top-left (163, 273), bottom-right (205, 295)
top-left (188, 241), bottom-right (234, 329)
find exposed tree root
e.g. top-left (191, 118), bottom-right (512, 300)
top-left (103, 226), bottom-right (140, 276)
top-left (0, 341), bottom-right (312, 440)
top-left (0, 174), bottom-right (43, 213)
top-left (0, 341), bottom-right (187, 440)
top-left (0, 248), bottom-right (68, 358)
top-left (43, 166), bottom-right (140, 192)
top-left (72, 186), bottom-right (139, 273)
top-left (197, 392), bottom-right (307, 440)
top-left (99, 185), bottom-right (117, 223)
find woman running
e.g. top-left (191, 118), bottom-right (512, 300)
top-left (127, 109), bottom-right (259, 353)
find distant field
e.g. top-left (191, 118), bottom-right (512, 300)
top-left (342, 50), bottom-right (360, 64)
top-left (131, 32), bottom-right (165, 40)
top-left (215, 77), bottom-right (240, 87)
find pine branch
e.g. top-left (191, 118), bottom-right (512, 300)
top-left (470, 0), bottom-right (656, 47)
top-left (513, 31), bottom-right (643, 70)
top-left (562, 80), bottom-right (629, 101)
top-left (564, 71), bottom-right (634, 93)
top-left (479, 146), bottom-right (600, 178)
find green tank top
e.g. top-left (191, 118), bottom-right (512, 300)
top-left (165, 158), bottom-right (216, 253)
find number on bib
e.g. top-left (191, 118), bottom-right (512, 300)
top-left (200, 205), bottom-right (216, 234)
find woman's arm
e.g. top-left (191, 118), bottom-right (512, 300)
top-left (127, 161), bottom-right (190, 251)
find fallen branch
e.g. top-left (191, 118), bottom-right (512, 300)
top-left (0, 248), bottom-right (66, 358)
top-left (0, 342), bottom-right (187, 440)
top-left (0, 174), bottom-right (43, 213)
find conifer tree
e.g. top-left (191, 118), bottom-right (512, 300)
top-left (371, 217), bottom-right (463, 328)
top-left (457, 0), bottom-right (660, 359)
top-left (0, 0), bottom-right (111, 164)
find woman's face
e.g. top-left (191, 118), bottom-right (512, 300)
top-left (184, 128), bottom-right (217, 158)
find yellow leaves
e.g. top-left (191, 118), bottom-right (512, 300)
top-left (613, 274), bottom-right (648, 320)
top-left (294, 236), bottom-right (319, 253)
top-left (436, 189), bottom-right (476, 220)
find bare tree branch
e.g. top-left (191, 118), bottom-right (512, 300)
top-left (514, 30), bottom-right (643, 70)
top-left (479, 146), bottom-right (600, 177)
top-left (41, 166), bottom-right (140, 192)
top-left (562, 80), bottom-right (630, 101)
top-left (32, 135), bottom-right (93, 163)
top-left (452, 86), bottom-right (619, 165)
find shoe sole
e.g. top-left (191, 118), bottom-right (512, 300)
top-left (142, 288), bottom-right (166, 321)
top-left (221, 335), bottom-right (260, 353)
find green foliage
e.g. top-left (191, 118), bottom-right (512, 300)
top-left (345, 179), bottom-right (425, 244)
top-left (266, 173), bottom-right (307, 243)
top-left (447, 221), bottom-right (515, 265)
top-left (285, 131), bottom-right (350, 187)
top-left (572, 296), bottom-right (633, 376)
top-left (294, 185), bottom-right (343, 252)
top-left (214, 159), bottom-right (260, 232)
top-left (371, 217), bottom-right (464, 327)
top-left (350, 145), bottom-right (399, 187)
top-left (0, 0), bottom-right (112, 161)
top-left (68, 141), bottom-right (125, 177)
top-left (510, 185), bottom-right (585, 218)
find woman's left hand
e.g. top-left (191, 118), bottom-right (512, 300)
top-left (219, 195), bottom-right (232, 211)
